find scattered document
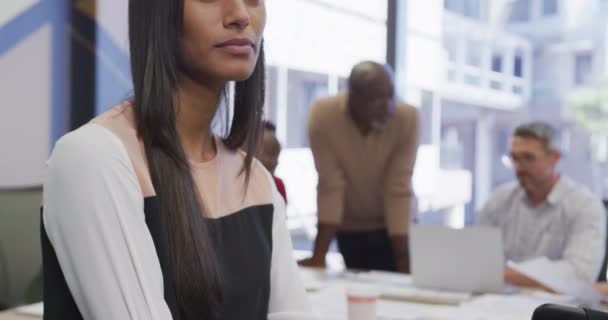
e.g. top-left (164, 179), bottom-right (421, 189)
top-left (508, 257), bottom-right (603, 307)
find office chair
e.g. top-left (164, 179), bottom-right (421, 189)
top-left (0, 239), bottom-right (7, 311)
top-left (0, 187), bottom-right (43, 308)
top-left (598, 200), bottom-right (608, 282)
top-left (532, 304), bottom-right (608, 320)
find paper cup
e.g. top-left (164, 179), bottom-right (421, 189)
top-left (347, 288), bottom-right (378, 320)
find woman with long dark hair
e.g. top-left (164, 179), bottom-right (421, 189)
top-left (41, 1), bottom-right (313, 319)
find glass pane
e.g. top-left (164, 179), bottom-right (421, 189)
top-left (490, 80), bottom-right (503, 91)
top-left (444, 37), bottom-right (459, 62)
top-left (514, 53), bottom-right (524, 78)
top-left (420, 91), bottom-right (435, 145)
top-left (464, 74), bottom-right (481, 86)
top-left (448, 69), bottom-right (457, 82)
top-left (542, 0), bottom-right (558, 16)
top-left (286, 70), bottom-right (328, 148)
top-left (463, 0), bottom-right (481, 19)
top-left (575, 52), bottom-right (593, 85)
top-left (492, 54), bottom-right (503, 73)
top-left (466, 41), bottom-right (483, 67)
top-left (512, 85), bottom-right (523, 95)
top-left (509, 0), bottom-right (531, 22)
top-left (444, 0), bottom-right (459, 12)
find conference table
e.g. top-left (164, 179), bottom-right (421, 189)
top-left (301, 267), bottom-right (587, 319)
top-left (1, 266), bottom-right (601, 320)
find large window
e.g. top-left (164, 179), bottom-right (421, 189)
top-left (286, 71), bottom-right (328, 148)
top-left (265, 0), bottom-right (388, 148)
top-left (509, 0), bottom-right (531, 22)
top-left (575, 52), bottom-right (593, 86)
top-left (264, 0), bottom-right (388, 233)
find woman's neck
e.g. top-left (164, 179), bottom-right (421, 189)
top-left (174, 75), bottom-right (224, 163)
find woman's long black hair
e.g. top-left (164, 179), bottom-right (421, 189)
top-left (128, 1), bottom-right (265, 318)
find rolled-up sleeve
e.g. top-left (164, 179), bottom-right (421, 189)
top-left (384, 107), bottom-right (419, 235)
top-left (43, 125), bottom-right (173, 319)
top-left (308, 102), bottom-right (346, 226)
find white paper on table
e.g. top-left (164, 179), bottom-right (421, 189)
top-left (268, 312), bottom-right (320, 320)
top-left (508, 257), bottom-right (603, 307)
top-left (14, 302), bottom-right (44, 316)
top-left (307, 285), bottom-right (348, 319)
top-left (308, 284), bottom-right (458, 320)
top-left (298, 267), bottom-right (325, 292)
top-left (347, 270), bottom-right (414, 287)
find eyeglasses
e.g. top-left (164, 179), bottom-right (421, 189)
top-left (509, 153), bottom-right (538, 166)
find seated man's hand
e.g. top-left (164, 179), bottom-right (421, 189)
top-left (298, 257), bottom-right (326, 269)
top-left (504, 267), bottom-right (522, 284)
top-left (593, 282), bottom-right (608, 304)
top-left (505, 267), bottom-right (555, 293)
top-left (595, 282), bottom-right (608, 295)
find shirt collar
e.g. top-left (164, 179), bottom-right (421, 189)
top-left (546, 175), bottom-right (567, 206)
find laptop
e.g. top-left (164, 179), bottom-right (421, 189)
top-left (410, 225), bottom-right (505, 294)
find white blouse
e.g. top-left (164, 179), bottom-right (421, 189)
top-left (42, 124), bottom-right (316, 319)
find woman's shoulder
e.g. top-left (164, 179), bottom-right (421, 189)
top-left (51, 122), bottom-right (128, 167)
top-left (91, 102), bottom-right (141, 150)
top-left (50, 103), bottom-right (154, 196)
top-left (44, 123), bottom-right (137, 205)
top-left (91, 103), bottom-right (155, 196)
top-left (52, 102), bottom-right (139, 166)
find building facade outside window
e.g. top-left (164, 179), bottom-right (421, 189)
top-left (542, 0), bottom-right (559, 16)
top-left (509, 0), bottom-right (531, 22)
top-left (574, 52), bottom-right (593, 86)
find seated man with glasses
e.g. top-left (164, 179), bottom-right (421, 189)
top-left (478, 122), bottom-right (606, 288)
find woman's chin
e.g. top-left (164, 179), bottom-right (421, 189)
top-left (218, 63), bottom-right (258, 82)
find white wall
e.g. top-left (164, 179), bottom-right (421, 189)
top-left (95, 0), bottom-right (129, 53)
top-left (0, 1), bottom-right (39, 29)
top-left (0, 24), bottom-right (52, 188)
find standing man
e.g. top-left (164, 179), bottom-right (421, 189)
top-left (298, 61), bottom-right (419, 273)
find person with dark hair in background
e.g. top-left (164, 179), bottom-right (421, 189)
top-left (479, 122), bottom-right (605, 289)
top-left (259, 121), bottom-right (287, 203)
top-left (40, 1), bottom-right (313, 319)
top-left (298, 61), bottom-right (420, 273)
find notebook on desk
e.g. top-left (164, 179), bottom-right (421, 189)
top-left (410, 225), bottom-right (506, 294)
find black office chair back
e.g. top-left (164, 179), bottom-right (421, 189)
top-left (533, 304), bottom-right (608, 320)
top-left (598, 200), bottom-right (608, 282)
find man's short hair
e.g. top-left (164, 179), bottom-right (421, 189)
top-left (513, 122), bottom-right (558, 153)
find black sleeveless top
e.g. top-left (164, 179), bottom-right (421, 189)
top-left (41, 197), bottom-right (275, 320)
